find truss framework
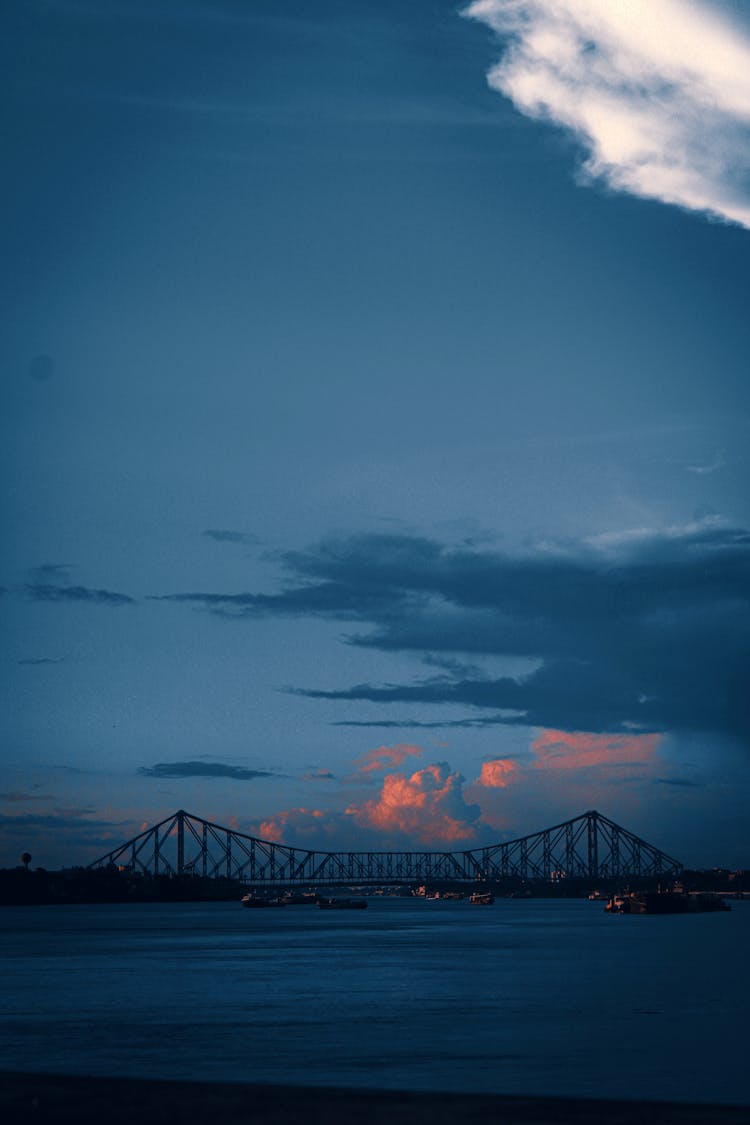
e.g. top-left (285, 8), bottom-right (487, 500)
top-left (89, 809), bottom-right (682, 884)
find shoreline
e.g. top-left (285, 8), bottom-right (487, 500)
top-left (1, 1071), bottom-right (748, 1124)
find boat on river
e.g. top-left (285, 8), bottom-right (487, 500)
top-left (606, 891), bottom-right (730, 914)
top-left (469, 891), bottom-right (494, 905)
top-left (241, 894), bottom-right (284, 908)
top-left (318, 897), bottom-right (367, 910)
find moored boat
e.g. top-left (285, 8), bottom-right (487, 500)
top-left (318, 897), bottom-right (367, 910)
top-left (469, 891), bottom-right (494, 905)
top-left (606, 891), bottom-right (730, 914)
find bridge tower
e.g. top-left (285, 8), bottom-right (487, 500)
top-left (587, 810), bottom-right (599, 880)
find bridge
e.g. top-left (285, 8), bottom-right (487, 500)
top-left (89, 809), bottom-right (682, 885)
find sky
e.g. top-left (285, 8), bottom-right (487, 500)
top-left (2, 0), bottom-right (749, 870)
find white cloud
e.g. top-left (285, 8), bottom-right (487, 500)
top-left (464, 0), bottom-right (750, 228)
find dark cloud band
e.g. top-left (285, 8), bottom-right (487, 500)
top-left (202, 529), bottom-right (259, 545)
top-left (26, 584), bottom-right (134, 606)
top-left (137, 761), bottom-right (273, 780)
top-left (152, 525), bottom-right (750, 744)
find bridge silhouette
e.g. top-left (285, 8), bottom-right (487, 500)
top-left (90, 809), bottom-right (682, 886)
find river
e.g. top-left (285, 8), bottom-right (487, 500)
top-left (0, 897), bottom-right (747, 1105)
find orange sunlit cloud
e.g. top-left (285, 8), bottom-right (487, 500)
top-left (476, 758), bottom-right (519, 788)
top-left (531, 730), bottom-right (662, 770)
top-left (351, 762), bottom-right (480, 844)
top-left (257, 760), bottom-right (482, 848)
top-left (259, 807), bottom-right (330, 844)
top-left (354, 743), bottom-right (423, 776)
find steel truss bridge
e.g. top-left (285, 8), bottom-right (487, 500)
top-left (90, 809), bottom-right (682, 885)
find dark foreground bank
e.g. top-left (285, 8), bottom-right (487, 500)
top-left (1, 1073), bottom-right (748, 1125)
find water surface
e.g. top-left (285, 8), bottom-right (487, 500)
top-left (1, 897), bottom-right (746, 1104)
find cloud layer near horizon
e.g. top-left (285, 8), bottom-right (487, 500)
top-left (0, 809), bottom-right (133, 854)
top-left (465, 0), bottom-right (750, 229)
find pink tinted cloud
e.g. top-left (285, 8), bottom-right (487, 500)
top-left (476, 759), bottom-right (519, 788)
top-left (256, 761), bottom-right (483, 849)
top-left (258, 807), bottom-right (340, 845)
top-left (355, 744), bottom-right (423, 776)
top-left (531, 730), bottom-right (662, 771)
top-left (351, 762), bottom-right (481, 845)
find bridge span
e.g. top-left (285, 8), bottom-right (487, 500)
top-left (90, 809), bottom-right (682, 886)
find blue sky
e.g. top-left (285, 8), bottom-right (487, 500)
top-left (2, 0), bottom-right (749, 869)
